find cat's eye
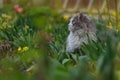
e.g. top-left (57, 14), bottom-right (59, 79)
top-left (72, 20), bottom-right (76, 25)
top-left (72, 18), bottom-right (77, 25)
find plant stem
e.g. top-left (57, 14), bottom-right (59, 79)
top-left (106, 0), bottom-right (110, 22)
top-left (115, 0), bottom-right (119, 30)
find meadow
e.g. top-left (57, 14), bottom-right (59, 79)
top-left (0, 0), bottom-right (120, 80)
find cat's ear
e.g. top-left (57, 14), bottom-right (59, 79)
top-left (78, 13), bottom-right (84, 21)
top-left (79, 13), bottom-right (89, 23)
top-left (79, 13), bottom-right (96, 31)
top-left (87, 21), bottom-right (96, 32)
top-left (79, 13), bottom-right (94, 29)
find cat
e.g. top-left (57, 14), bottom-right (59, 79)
top-left (66, 13), bottom-right (97, 52)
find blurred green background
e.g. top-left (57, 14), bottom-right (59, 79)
top-left (0, 0), bottom-right (120, 80)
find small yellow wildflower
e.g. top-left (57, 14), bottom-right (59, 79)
top-left (111, 12), bottom-right (116, 17)
top-left (106, 22), bottom-right (113, 29)
top-left (23, 46), bottom-right (29, 51)
top-left (24, 25), bottom-right (29, 30)
top-left (63, 15), bottom-right (70, 20)
top-left (18, 47), bottom-right (22, 51)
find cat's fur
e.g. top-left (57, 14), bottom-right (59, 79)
top-left (66, 13), bottom-right (97, 52)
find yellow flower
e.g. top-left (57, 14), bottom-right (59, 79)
top-left (111, 11), bottom-right (116, 17)
top-left (106, 22), bottom-right (113, 29)
top-left (18, 47), bottom-right (22, 51)
top-left (23, 46), bottom-right (29, 51)
top-left (24, 25), bottom-right (29, 30)
top-left (63, 15), bottom-right (70, 20)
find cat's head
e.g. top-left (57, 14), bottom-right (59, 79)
top-left (68, 13), bottom-right (96, 33)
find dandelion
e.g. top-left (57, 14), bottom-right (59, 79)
top-left (18, 47), bottom-right (22, 52)
top-left (106, 22), bottom-right (113, 29)
top-left (111, 11), bottom-right (116, 17)
top-left (63, 15), bottom-right (70, 20)
top-left (23, 46), bottom-right (29, 51)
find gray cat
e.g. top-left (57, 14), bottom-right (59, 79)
top-left (66, 13), bottom-right (97, 52)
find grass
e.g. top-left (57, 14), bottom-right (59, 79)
top-left (0, 4), bottom-right (120, 80)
